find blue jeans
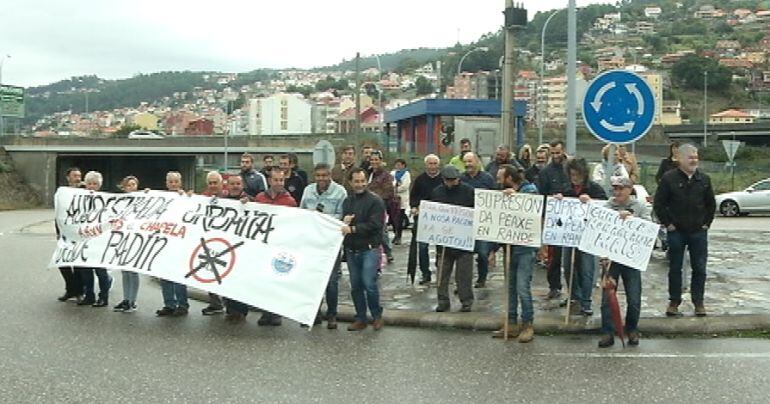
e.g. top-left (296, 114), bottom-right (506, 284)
top-left (346, 248), bottom-right (383, 322)
top-left (507, 246), bottom-right (536, 324)
top-left (160, 279), bottom-right (188, 309)
top-left (122, 272), bottom-right (140, 304)
top-left (562, 247), bottom-right (596, 311)
top-left (80, 267), bottom-right (112, 301)
top-left (475, 240), bottom-right (491, 282)
top-left (325, 254), bottom-right (341, 317)
top-left (667, 229), bottom-right (708, 304)
top-left (601, 262), bottom-right (641, 335)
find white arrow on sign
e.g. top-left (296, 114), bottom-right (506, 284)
top-left (590, 82), bottom-right (616, 112)
top-left (722, 140), bottom-right (741, 162)
top-left (600, 119), bottom-right (635, 133)
top-left (625, 83), bottom-right (645, 115)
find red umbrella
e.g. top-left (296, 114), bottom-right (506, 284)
top-left (603, 283), bottom-right (626, 348)
top-left (601, 260), bottom-right (625, 347)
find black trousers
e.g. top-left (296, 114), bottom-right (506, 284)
top-left (59, 267), bottom-right (83, 296)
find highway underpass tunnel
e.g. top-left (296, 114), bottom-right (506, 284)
top-left (56, 155), bottom-right (197, 191)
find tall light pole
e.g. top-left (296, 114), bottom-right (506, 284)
top-left (566, 0), bottom-right (577, 156)
top-left (703, 70), bottom-right (708, 147)
top-left (0, 54), bottom-right (10, 136)
top-left (373, 54), bottom-right (383, 134)
top-left (457, 46), bottom-right (489, 77)
top-left (539, 9), bottom-right (562, 147)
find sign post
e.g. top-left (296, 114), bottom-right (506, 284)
top-left (722, 136), bottom-right (741, 191)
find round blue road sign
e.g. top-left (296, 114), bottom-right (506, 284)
top-left (582, 70), bottom-right (655, 144)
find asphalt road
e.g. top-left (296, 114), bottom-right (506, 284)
top-left (2, 210), bottom-right (770, 403)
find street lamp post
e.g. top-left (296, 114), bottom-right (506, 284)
top-left (457, 46), bottom-right (489, 77)
top-left (0, 54), bottom-right (10, 136)
top-left (373, 54), bottom-right (383, 134)
top-left (703, 70), bottom-right (708, 148)
top-left (539, 10), bottom-right (562, 147)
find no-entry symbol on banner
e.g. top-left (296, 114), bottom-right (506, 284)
top-left (186, 238), bottom-right (243, 284)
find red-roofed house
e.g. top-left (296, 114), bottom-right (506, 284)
top-left (709, 109), bottom-right (755, 125)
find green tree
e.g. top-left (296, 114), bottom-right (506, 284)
top-left (415, 76), bottom-right (434, 96)
top-left (671, 55), bottom-right (731, 93)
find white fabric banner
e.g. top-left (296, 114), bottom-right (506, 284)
top-left (542, 197), bottom-right (605, 247)
top-left (473, 189), bottom-right (544, 247)
top-left (50, 187), bottom-right (344, 325)
top-left (577, 204), bottom-right (658, 271)
top-left (416, 200), bottom-right (475, 251)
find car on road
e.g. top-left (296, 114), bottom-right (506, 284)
top-left (715, 178), bottom-right (770, 217)
top-left (128, 130), bottom-right (164, 139)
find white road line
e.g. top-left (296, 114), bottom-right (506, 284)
top-left (535, 352), bottom-right (770, 359)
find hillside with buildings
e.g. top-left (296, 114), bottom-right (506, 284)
top-left (12, 0), bottom-right (770, 140)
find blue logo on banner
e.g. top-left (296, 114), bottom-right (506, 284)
top-left (272, 252), bottom-right (296, 275)
top-left (582, 70), bottom-right (656, 144)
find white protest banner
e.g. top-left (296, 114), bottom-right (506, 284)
top-left (577, 204), bottom-right (658, 271)
top-left (50, 187), bottom-right (343, 326)
top-left (542, 197), bottom-right (605, 247)
top-left (473, 189), bottom-right (544, 247)
top-left (416, 200), bottom-right (475, 251)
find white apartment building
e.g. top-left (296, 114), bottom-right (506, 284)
top-left (248, 93), bottom-right (312, 136)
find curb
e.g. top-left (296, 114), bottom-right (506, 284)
top-left (181, 285), bottom-right (770, 335)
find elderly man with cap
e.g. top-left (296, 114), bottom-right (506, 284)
top-left (598, 176), bottom-right (651, 347)
top-left (429, 165), bottom-right (475, 312)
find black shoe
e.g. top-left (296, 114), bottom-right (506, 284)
top-left (474, 280), bottom-right (486, 288)
top-left (156, 307), bottom-right (175, 316)
top-left (123, 302), bottom-right (137, 313)
top-left (77, 297), bottom-right (95, 306)
top-left (418, 277), bottom-right (431, 285)
top-left (392, 237), bottom-right (402, 245)
top-left (92, 298), bottom-right (108, 308)
top-left (201, 305), bottom-right (224, 315)
top-left (460, 304), bottom-right (472, 312)
top-left (581, 308), bottom-right (593, 316)
top-left (58, 292), bottom-right (79, 302)
top-left (546, 289), bottom-right (562, 300)
top-left (598, 335), bottom-right (614, 348)
top-left (270, 316), bottom-right (282, 326)
top-left (113, 300), bottom-right (129, 312)
top-left (386, 254), bottom-right (394, 264)
top-left (257, 313), bottom-right (273, 326)
top-left (628, 332), bottom-right (640, 346)
top-left (172, 306), bottom-right (189, 316)
top-left (435, 305), bottom-right (449, 312)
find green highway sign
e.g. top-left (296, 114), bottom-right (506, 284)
top-left (0, 85), bottom-right (25, 118)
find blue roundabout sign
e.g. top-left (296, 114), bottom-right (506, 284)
top-left (582, 70), bottom-right (656, 144)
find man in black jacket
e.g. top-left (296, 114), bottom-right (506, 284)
top-left (430, 165), bottom-right (475, 312)
top-left (239, 153), bottom-right (267, 198)
top-left (654, 143), bottom-right (715, 317)
top-left (409, 154), bottom-right (443, 284)
top-left (341, 168), bottom-right (386, 331)
top-left (537, 140), bottom-right (571, 299)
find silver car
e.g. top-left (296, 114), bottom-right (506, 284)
top-left (715, 178), bottom-right (770, 217)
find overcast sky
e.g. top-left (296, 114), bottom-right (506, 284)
top-left (0, 0), bottom-right (608, 87)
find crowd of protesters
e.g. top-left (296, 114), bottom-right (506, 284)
top-left (55, 138), bottom-right (715, 347)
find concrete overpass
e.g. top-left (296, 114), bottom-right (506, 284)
top-left (1, 134), bottom-right (371, 206)
top-left (664, 122), bottom-right (770, 146)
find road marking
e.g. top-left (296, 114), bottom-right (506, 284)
top-left (535, 352), bottom-right (770, 359)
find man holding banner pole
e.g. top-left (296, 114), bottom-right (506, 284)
top-left (430, 165), bottom-right (475, 313)
top-left (300, 163), bottom-right (347, 329)
top-left (460, 152), bottom-right (496, 288)
top-left (491, 165), bottom-right (539, 343)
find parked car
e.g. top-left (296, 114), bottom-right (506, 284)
top-left (128, 130), bottom-right (164, 139)
top-left (715, 178), bottom-right (770, 217)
